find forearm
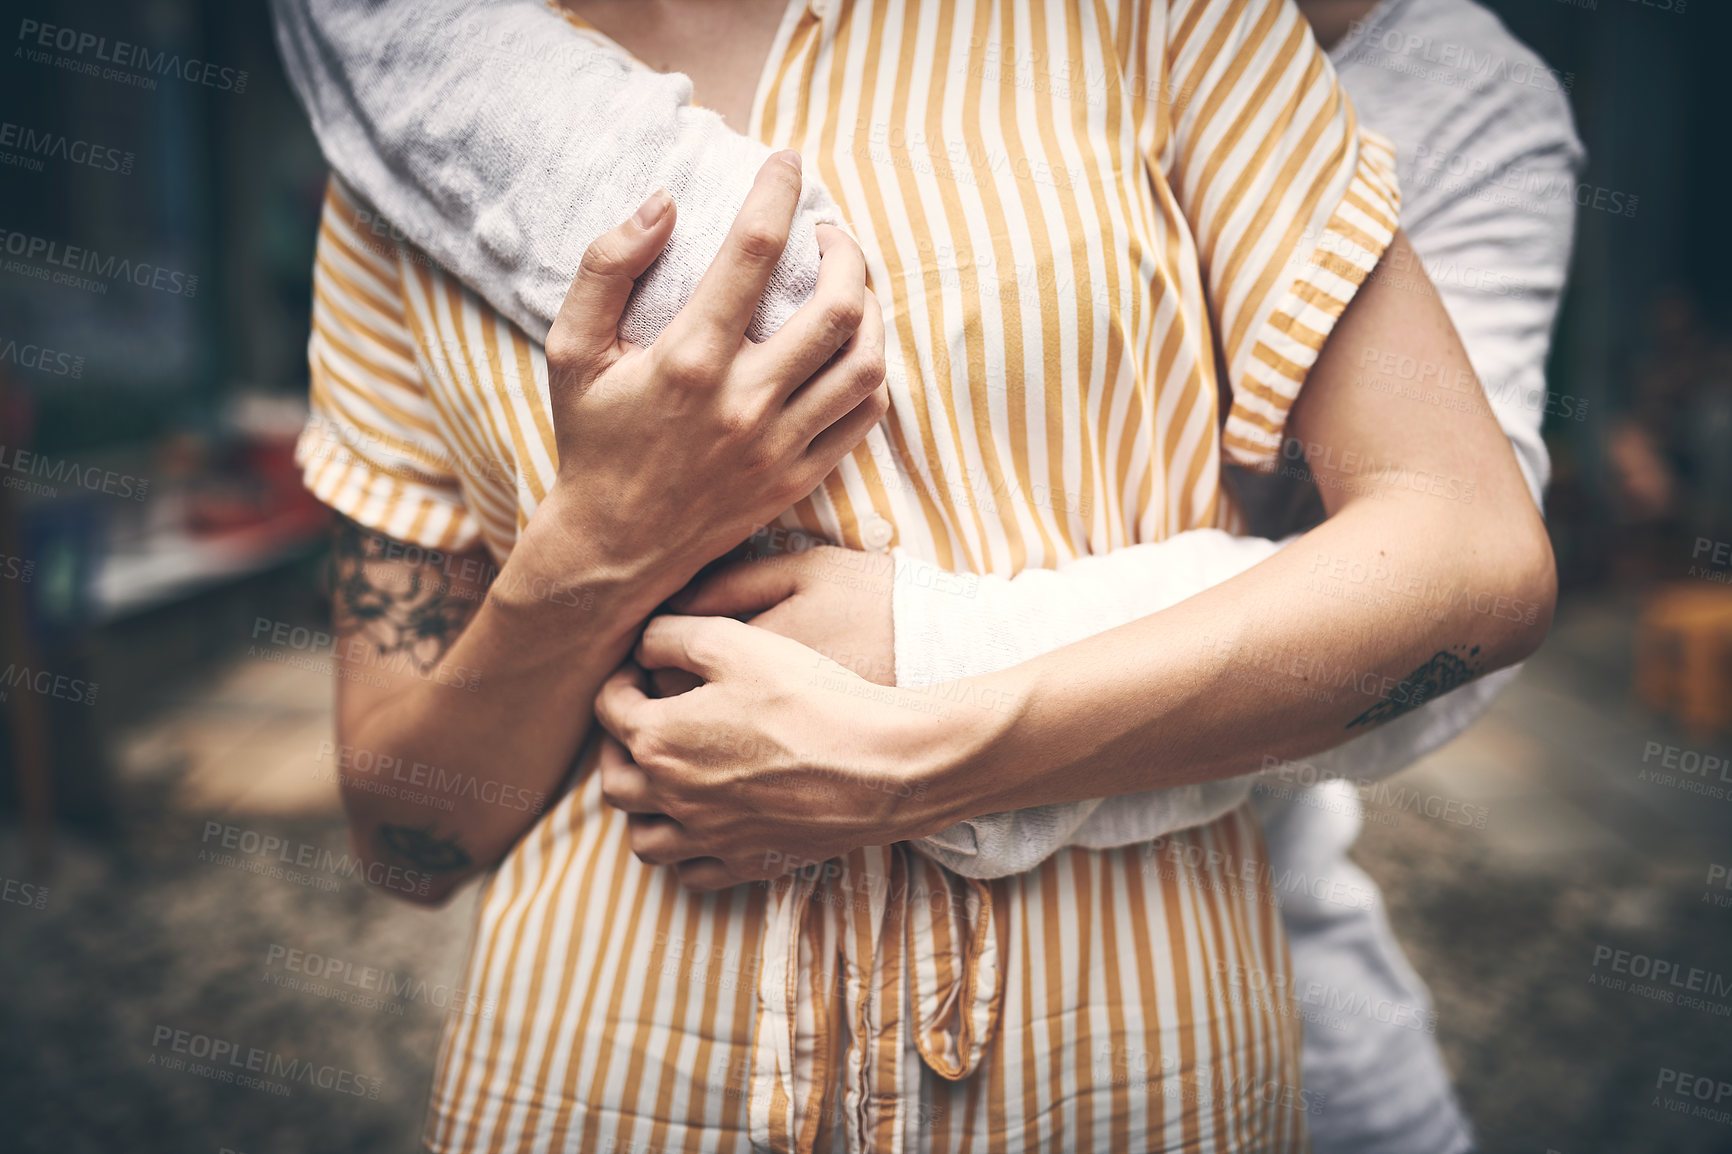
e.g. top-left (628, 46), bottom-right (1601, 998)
top-left (936, 489), bottom-right (1551, 818)
top-left (894, 231), bottom-right (1555, 822)
top-left (335, 494), bottom-right (678, 904)
top-left (269, 0), bottom-right (836, 343)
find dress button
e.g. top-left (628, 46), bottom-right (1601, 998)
top-left (810, 0), bottom-right (837, 18)
top-left (860, 512), bottom-right (894, 551)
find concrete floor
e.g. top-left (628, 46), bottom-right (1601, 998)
top-left (2, 588), bottom-right (1730, 1153)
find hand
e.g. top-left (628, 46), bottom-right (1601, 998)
top-left (646, 545), bottom-right (895, 698)
top-left (593, 616), bottom-right (977, 891)
top-left (540, 152), bottom-right (889, 600)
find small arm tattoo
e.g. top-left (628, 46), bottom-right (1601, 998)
top-left (377, 823), bottom-right (473, 874)
top-left (1346, 645), bottom-right (1483, 730)
top-left (331, 516), bottom-right (485, 674)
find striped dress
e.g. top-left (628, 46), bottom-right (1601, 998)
top-left (295, 0), bottom-right (1399, 1149)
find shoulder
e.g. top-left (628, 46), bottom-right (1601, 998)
top-left (1330, 0), bottom-right (1586, 218)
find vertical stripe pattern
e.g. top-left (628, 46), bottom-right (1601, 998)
top-left (295, 0), bottom-right (1398, 1149)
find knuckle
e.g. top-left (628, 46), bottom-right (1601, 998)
top-left (682, 632), bottom-right (723, 672)
top-left (579, 235), bottom-right (626, 279)
top-left (819, 296), bottom-right (865, 340)
top-left (847, 347), bottom-right (886, 398)
top-left (857, 337), bottom-right (888, 386)
top-left (745, 446), bottom-right (783, 480)
top-left (719, 402), bottom-right (762, 442)
top-left (657, 345), bottom-right (717, 389)
top-left (543, 326), bottom-right (585, 373)
top-left (629, 732), bottom-right (666, 774)
top-left (865, 382), bottom-right (891, 420)
top-left (776, 468), bottom-right (819, 507)
top-left (735, 223), bottom-right (787, 265)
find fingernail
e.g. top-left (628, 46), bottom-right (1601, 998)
top-left (633, 188), bottom-right (671, 228)
top-left (774, 149), bottom-right (802, 172)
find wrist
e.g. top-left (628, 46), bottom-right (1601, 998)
top-left (886, 670), bottom-right (1030, 838)
top-left (503, 485), bottom-right (679, 632)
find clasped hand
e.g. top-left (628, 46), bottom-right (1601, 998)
top-left (592, 547), bottom-right (959, 892)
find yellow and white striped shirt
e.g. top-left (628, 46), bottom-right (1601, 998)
top-left (297, 0), bottom-right (1397, 1149)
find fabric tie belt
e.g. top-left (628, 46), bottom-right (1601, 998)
top-left (747, 844), bottom-right (1002, 1153)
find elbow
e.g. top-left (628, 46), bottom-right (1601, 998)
top-left (1489, 511), bottom-right (1558, 668)
top-left (398, 873), bottom-right (466, 908)
top-left (339, 822), bottom-right (472, 908)
top-left (361, 849), bottom-right (469, 908)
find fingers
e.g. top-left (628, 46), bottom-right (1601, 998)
top-left (651, 667), bottom-right (705, 698)
top-left (784, 288), bottom-right (887, 438)
top-left (598, 737), bottom-right (662, 814)
top-left (625, 814), bottom-right (693, 865)
top-left (667, 557), bottom-right (804, 618)
top-left (675, 858), bottom-right (742, 892)
top-left (634, 614), bottom-right (751, 679)
top-left (753, 225), bottom-right (868, 398)
top-left (803, 378), bottom-right (891, 468)
top-left (545, 190), bottom-right (677, 388)
top-left (594, 662), bottom-right (660, 748)
top-left (664, 151), bottom-right (806, 355)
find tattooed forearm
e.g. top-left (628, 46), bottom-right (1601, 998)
top-left (330, 516), bottom-right (491, 674)
top-left (1345, 644), bottom-right (1483, 729)
top-left (377, 823), bottom-right (474, 874)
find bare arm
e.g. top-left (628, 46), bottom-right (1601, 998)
top-left (589, 232), bottom-right (1556, 889)
top-left (919, 230), bottom-right (1556, 812)
top-left (268, 0), bottom-right (838, 344)
top-left (328, 161), bottom-right (887, 904)
top-left (327, 508), bottom-right (648, 901)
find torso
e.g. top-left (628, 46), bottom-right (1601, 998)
top-left (1294, 0), bottom-right (1383, 51)
top-left (561, 0), bottom-right (796, 126)
top-left (303, 1), bottom-right (1399, 1147)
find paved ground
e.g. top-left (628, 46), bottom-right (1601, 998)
top-left (2, 582), bottom-right (1729, 1153)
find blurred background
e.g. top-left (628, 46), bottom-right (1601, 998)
top-left (2, 1), bottom-right (1730, 1151)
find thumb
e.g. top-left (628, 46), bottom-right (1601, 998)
top-left (545, 189), bottom-right (677, 388)
top-left (636, 615), bottom-right (774, 681)
top-left (668, 554), bottom-right (803, 618)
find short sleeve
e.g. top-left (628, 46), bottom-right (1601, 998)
top-left (1158, 0), bottom-right (1401, 467)
top-left (295, 178), bottom-right (482, 552)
